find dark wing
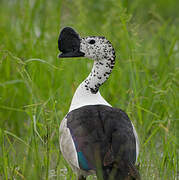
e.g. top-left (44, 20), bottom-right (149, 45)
top-left (66, 105), bottom-right (138, 179)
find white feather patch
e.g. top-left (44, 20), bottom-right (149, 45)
top-left (59, 117), bottom-right (79, 169)
top-left (131, 122), bottom-right (139, 162)
top-left (69, 83), bottom-right (111, 112)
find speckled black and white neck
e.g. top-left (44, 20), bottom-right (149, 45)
top-left (69, 36), bottom-right (116, 111)
top-left (80, 36), bottom-right (115, 94)
top-left (80, 37), bottom-right (115, 94)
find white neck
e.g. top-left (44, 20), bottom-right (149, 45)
top-left (69, 53), bottom-right (115, 112)
top-left (69, 84), bottom-right (111, 112)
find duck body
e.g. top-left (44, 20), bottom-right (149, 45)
top-left (58, 27), bottom-right (140, 180)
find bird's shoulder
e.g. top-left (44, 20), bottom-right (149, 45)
top-left (66, 104), bottom-right (133, 132)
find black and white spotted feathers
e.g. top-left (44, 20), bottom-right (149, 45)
top-left (80, 36), bottom-right (116, 93)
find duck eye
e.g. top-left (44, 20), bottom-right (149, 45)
top-left (89, 39), bottom-right (95, 44)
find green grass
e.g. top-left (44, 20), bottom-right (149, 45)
top-left (0, 0), bottom-right (178, 179)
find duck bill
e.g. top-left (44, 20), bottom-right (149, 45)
top-left (58, 51), bottom-right (85, 58)
top-left (58, 27), bottom-right (85, 59)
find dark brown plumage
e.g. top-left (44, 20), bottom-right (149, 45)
top-left (67, 105), bottom-right (140, 180)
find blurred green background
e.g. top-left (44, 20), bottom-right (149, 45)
top-left (0, 0), bottom-right (178, 179)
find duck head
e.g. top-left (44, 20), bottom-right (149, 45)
top-left (58, 27), bottom-right (115, 61)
